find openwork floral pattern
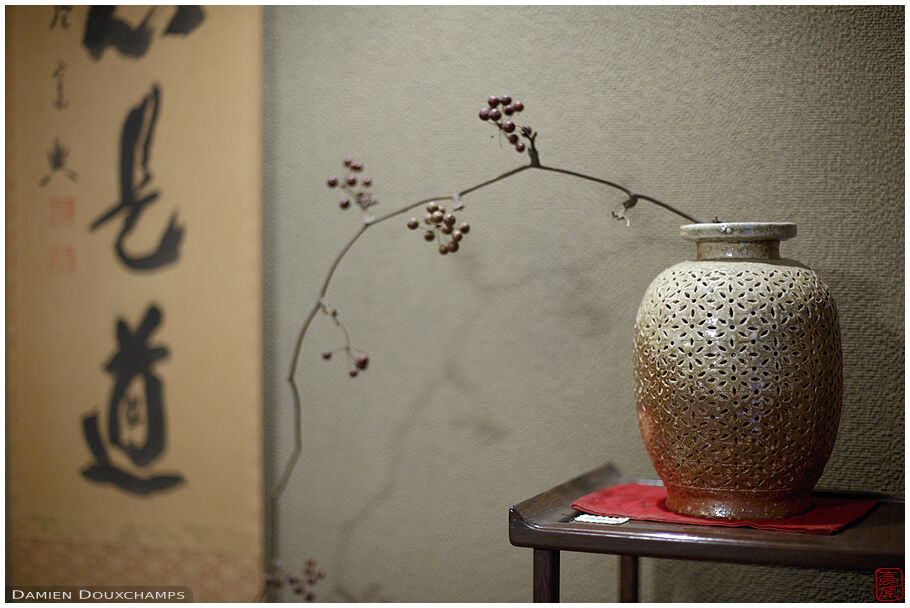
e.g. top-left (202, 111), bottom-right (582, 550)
top-left (634, 261), bottom-right (842, 492)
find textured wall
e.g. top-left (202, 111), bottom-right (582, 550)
top-left (262, 6), bottom-right (903, 602)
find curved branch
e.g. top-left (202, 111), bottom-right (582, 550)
top-left (633, 193), bottom-right (701, 224)
top-left (458, 164), bottom-right (531, 197)
top-left (267, 157), bottom-right (701, 581)
top-left (268, 164), bottom-right (539, 570)
top-left (533, 164), bottom-right (702, 224)
top-left (535, 164), bottom-right (634, 198)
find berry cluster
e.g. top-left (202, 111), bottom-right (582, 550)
top-left (265, 558), bottom-right (324, 601)
top-left (321, 346), bottom-right (370, 377)
top-left (478, 95), bottom-right (530, 154)
top-left (406, 201), bottom-right (471, 255)
top-left (319, 303), bottom-right (370, 377)
top-left (327, 158), bottom-right (376, 212)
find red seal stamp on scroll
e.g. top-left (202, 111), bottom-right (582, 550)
top-left (876, 568), bottom-right (903, 602)
top-left (48, 195), bottom-right (75, 227)
top-left (48, 244), bottom-right (75, 275)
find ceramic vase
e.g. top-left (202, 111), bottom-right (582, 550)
top-left (633, 223), bottom-right (842, 519)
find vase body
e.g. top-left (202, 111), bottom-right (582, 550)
top-left (634, 223), bottom-right (842, 520)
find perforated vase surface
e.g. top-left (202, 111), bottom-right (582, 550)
top-left (634, 223), bottom-right (843, 520)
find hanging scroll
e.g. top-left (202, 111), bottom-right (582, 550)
top-left (7, 6), bottom-right (263, 601)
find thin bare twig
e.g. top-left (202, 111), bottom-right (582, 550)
top-left (266, 153), bottom-right (701, 583)
top-left (534, 165), bottom-right (701, 224)
top-left (267, 165), bottom-right (528, 568)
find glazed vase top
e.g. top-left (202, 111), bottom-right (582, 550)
top-left (680, 223), bottom-right (797, 261)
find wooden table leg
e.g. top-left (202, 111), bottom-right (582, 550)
top-left (533, 549), bottom-right (559, 602)
top-left (619, 555), bottom-right (639, 602)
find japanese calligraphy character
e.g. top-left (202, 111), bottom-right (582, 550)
top-left (39, 137), bottom-right (78, 187)
top-left (82, 6), bottom-right (205, 61)
top-left (50, 6), bottom-right (72, 30)
top-left (52, 60), bottom-right (68, 110)
top-left (89, 84), bottom-right (184, 271)
top-left (81, 304), bottom-right (184, 495)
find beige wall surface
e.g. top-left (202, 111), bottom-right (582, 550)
top-left (262, 6), bottom-right (903, 602)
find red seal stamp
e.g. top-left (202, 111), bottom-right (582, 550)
top-left (876, 568), bottom-right (903, 602)
top-left (48, 195), bottom-right (75, 227)
top-left (48, 244), bottom-right (75, 275)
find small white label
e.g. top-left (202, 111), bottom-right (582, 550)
top-left (574, 514), bottom-right (631, 525)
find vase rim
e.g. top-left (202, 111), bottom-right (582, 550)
top-left (680, 222), bottom-right (797, 242)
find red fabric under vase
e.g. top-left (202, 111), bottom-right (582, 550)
top-left (571, 482), bottom-right (877, 534)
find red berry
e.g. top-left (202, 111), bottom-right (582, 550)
top-left (362, 178), bottom-right (372, 186)
top-left (339, 199), bottom-right (350, 209)
top-left (503, 105), bottom-right (514, 115)
top-left (441, 224), bottom-right (453, 235)
top-left (293, 584), bottom-right (304, 594)
top-left (322, 350), bottom-right (332, 359)
top-left (438, 245), bottom-right (448, 255)
top-left (503, 121), bottom-right (516, 133)
top-left (501, 95), bottom-right (512, 105)
top-left (443, 213), bottom-right (456, 226)
top-left (459, 222), bottom-right (470, 234)
top-left (407, 218), bottom-right (419, 230)
top-left (515, 142), bottom-right (526, 152)
top-left (513, 101), bottom-right (524, 111)
top-left (489, 109), bottom-right (501, 121)
top-left (349, 368), bottom-right (359, 377)
top-left (447, 241), bottom-right (459, 252)
top-left (351, 162), bottom-right (363, 171)
top-left (508, 134), bottom-right (518, 144)
top-left (487, 96), bottom-right (500, 107)
top-left (356, 354), bottom-right (369, 370)
top-left (346, 175), bottom-right (356, 186)
top-left (479, 108), bottom-right (491, 120)
top-left (424, 230), bottom-right (435, 241)
top-left (343, 158), bottom-right (352, 167)
top-left (327, 177), bottom-right (338, 187)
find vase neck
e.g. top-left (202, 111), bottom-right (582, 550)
top-left (697, 240), bottom-right (780, 260)
top-left (681, 222), bottom-right (796, 262)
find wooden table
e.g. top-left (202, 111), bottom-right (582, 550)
top-left (509, 463), bottom-right (904, 602)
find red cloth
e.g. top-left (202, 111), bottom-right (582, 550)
top-left (571, 482), bottom-right (878, 534)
